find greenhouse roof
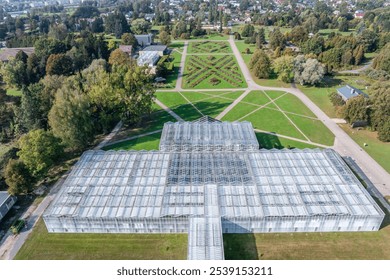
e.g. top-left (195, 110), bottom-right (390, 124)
top-left (159, 120), bottom-right (259, 151)
top-left (45, 149), bottom-right (383, 219)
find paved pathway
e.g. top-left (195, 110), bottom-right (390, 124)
top-left (175, 41), bottom-right (188, 91)
top-left (94, 121), bottom-right (123, 150)
top-left (338, 61), bottom-right (373, 74)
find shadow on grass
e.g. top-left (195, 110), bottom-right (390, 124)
top-left (223, 234), bottom-right (259, 260)
top-left (256, 132), bottom-right (296, 149)
top-left (172, 100), bottom-right (231, 120)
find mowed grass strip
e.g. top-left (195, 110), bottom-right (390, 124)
top-left (287, 114), bottom-right (335, 146)
top-left (103, 133), bottom-right (161, 151)
top-left (297, 85), bottom-right (336, 118)
top-left (180, 91), bottom-right (213, 102)
top-left (15, 219), bottom-right (187, 260)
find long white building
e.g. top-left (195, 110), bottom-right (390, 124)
top-left (43, 118), bottom-right (385, 260)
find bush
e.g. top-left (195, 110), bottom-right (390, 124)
top-left (329, 92), bottom-right (346, 106)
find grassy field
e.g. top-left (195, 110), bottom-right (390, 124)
top-left (224, 216), bottom-right (390, 260)
top-left (339, 124), bottom-right (390, 173)
top-left (15, 219), bottom-right (187, 260)
top-left (183, 54), bottom-right (247, 89)
top-left (256, 133), bottom-right (321, 149)
top-left (222, 90), bottom-right (335, 146)
top-left (156, 91), bottom-right (237, 120)
top-left (103, 132), bottom-right (161, 151)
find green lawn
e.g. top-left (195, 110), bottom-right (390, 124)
top-left (256, 132), bottom-right (321, 149)
top-left (103, 132), bottom-right (161, 151)
top-left (224, 217), bottom-right (390, 260)
top-left (339, 124), bottom-right (390, 173)
top-left (221, 90), bottom-right (335, 146)
top-left (183, 54), bottom-right (247, 89)
top-left (156, 91), bottom-right (241, 121)
top-left (272, 92), bottom-right (317, 118)
top-left (15, 219), bottom-right (187, 260)
top-left (298, 85), bottom-right (337, 118)
top-left (318, 28), bottom-right (356, 37)
top-left (6, 88), bottom-right (22, 96)
top-left (287, 114), bottom-right (335, 146)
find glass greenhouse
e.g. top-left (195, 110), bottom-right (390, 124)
top-left (43, 118), bottom-right (385, 260)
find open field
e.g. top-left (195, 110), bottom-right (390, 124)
top-left (15, 219), bottom-right (187, 260)
top-left (187, 41), bottom-right (231, 54)
top-left (221, 90), bottom-right (335, 146)
top-left (156, 91), bottom-right (239, 120)
top-left (183, 54), bottom-right (246, 89)
top-left (339, 124), bottom-right (390, 173)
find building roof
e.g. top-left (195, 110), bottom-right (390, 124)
top-left (0, 47), bottom-right (35, 62)
top-left (142, 45), bottom-right (167, 52)
top-left (0, 191), bottom-right (10, 207)
top-left (44, 148), bottom-right (383, 220)
top-left (134, 34), bottom-right (153, 46)
top-left (137, 51), bottom-right (160, 67)
top-left (159, 120), bottom-right (259, 151)
top-left (336, 85), bottom-right (368, 101)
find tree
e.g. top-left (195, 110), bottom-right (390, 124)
top-left (48, 77), bottom-right (95, 150)
top-left (273, 55), bottom-right (295, 83)
top-left (359, 29), bottom-right (379, 52)
top-left (241, 24), bottom-right (255, 37)
top-left (5, 159), bottom-right (35, 195)
top-left (353, 45), bottom-right (365, 66)
top-left (121, 33), bottom-right (138, 48)
top-left (288, 26), bottom-right (308, 45)
top-left (0, 58), bottom-right (28, 89)
top-left (17, 129), bottom-right (64, 178)
top-left (159, 30), bottom-right (171, 46)
top-left (301, 34), bottom-right (324, 55)
top-left (370, 82), bottom-right (390, 142)
top-left (108, 49), bottom-right (131, 66)
top-left (372, 43), bottom-right (390, 74)
top-left (269, 28), bottom-right (286, 50)
top-left (249, 49), bottom-right (271, 79)
top-left (45, 54), bottom-right (73, 76)
top-left (343, 95), bottom-right (370, 124)
top-left (257, 28), bottom-right (266, 44)
top-left (338, 17), bottom-right (349, 32)
top-left (91, 17), bottom-right (104, 33)
top-left (294, 55), bottom-right (324, 85)
top-left (329, 92), bottom-right (346, 107)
